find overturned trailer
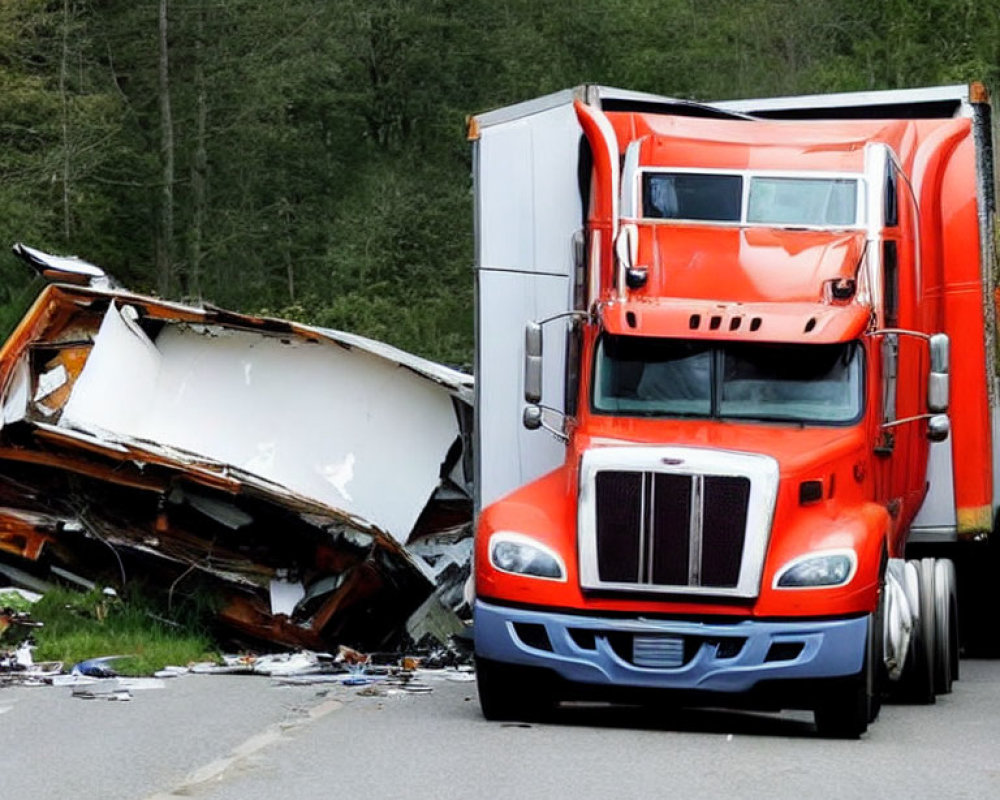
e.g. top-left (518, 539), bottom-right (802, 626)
top-left (0, 245), bottom-right (474, 651)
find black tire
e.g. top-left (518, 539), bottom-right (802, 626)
top-left (896, 559), bottom-right (936, 704)
top-left (951, 589), bottom-right (961, 682)
top-left (870, 586), bottom-right (886, 723)
top-left (919, 558), bottom-right (937, 687)
top-left (933, 558), bottom-right (959, 692)
top-left (814, 610), bottom-right (877, 739)
top-left (475, 657), bottom-right (555, 722)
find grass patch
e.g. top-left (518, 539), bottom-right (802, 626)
top-left (0, 589), bottom-right (39, 613)
top-left (21, 585), bottom-right (220, 675)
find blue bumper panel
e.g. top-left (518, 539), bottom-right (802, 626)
top-left (474, 600), bottom-right (868, 693)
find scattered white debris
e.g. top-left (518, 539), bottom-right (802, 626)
top-left (154, 665), bottom-right (190, 678)
top-left (72, 679), bottom-right (132, 701)
top-left (0, 587), bottom-right (43, 604)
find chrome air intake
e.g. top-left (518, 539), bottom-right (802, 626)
top-left (578, 446), bottom-right (779, 599)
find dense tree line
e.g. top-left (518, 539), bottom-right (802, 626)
top-left (1, 0), bottom-right (998, 365)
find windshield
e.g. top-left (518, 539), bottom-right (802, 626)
top-left (593, 335), bottom-right (863, 424)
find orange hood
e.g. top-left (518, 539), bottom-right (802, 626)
top-left (635, 226), bottom-right (867, 304)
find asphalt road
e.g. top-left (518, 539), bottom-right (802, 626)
top-left (3, 660), bottom-right (999, 800)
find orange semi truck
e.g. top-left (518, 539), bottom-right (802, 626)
top-left (469, 83), bottom-right (996, 736)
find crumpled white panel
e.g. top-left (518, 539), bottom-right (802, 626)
top-left (59, 303), bottom-right (461, 543)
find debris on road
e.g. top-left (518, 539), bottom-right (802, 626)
top-left (71, 680), bottom-right (133, 701)
top-left (0, 640), bottom-right (62, 685)
top-left (1, 638), bottom-right (473, 704)
top-left (71, 655), bottom-right (128, 678)
top-left (153, 665), bottom-right (190, 678)
top-left (69, 676), bottom-right (165, 700)
top-left (0, 244), bottom-right (474, 653)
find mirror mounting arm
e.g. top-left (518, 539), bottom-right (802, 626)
top-left (524, 310), bottom-right (592, 405)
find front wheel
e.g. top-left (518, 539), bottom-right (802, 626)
top-left (475, 657), bottom-right (556, 722)
top-left (814, 609), bottom-right (879, 739)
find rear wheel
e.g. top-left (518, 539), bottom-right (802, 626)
top-left (932, 558), bottom-right (959, 693)
top-left (895, 558), bottom-right (936, 704)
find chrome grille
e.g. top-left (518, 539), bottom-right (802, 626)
top-left (594, 470), bottom-right (750, 589)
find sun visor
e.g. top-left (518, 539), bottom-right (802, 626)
top-left (601, 299), bottom-right (870, 344)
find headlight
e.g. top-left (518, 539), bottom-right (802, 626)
top-left (774, 550), bottom-right (856, 588)
top-left (489, 532), bottom-right (566, 581)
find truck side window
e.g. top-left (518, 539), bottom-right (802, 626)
top-left (883, 240), bottom-right (899, 327)
top-left (564, 319), bottom-right (582, 417)
top-left (884, 165), bottom-right (899, 227)
top-left (882, 334), bottom-right (899, 424)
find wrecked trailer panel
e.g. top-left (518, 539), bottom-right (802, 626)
top-left (0, 506), bottom-right (61, 562)
top-left (0, 429), bottom-right (436, 650)
top-left (12, 242), bottom-right (115, 289)
top-left (3, 284), bottom-right (471, 544)
top-left (0, 247), bottom-right (474, 651)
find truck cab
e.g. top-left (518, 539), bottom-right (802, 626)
top-left (471, 84), bottom-right (992, 736)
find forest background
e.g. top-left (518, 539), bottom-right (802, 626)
top-left (1, 0), bottom-right (997, 367)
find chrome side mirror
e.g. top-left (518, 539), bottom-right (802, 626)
top-left (927, 414), bottom-right (950, 442)
top-left (523, 405), bottom-right (543, 430)
top-left (927, 333), bottom-right (949, 414)
top-left (929, 332), bottom-right (950, 372)
top-left (524, 321), bottom-right (543, 404)
top-left (522, 403), bottom-right (567, 441)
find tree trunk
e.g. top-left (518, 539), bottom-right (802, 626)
top-left (157, 0), bottom-right (175, 296)
top-left (59, 0), bottom-right (72, 240)
top-left (281, 199), bottom-right (295, 303)
top-left (189, 4), bottom-right (207, 300)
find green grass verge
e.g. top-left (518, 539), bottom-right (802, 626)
top-left (18, 586), bottom-right (219, 676)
